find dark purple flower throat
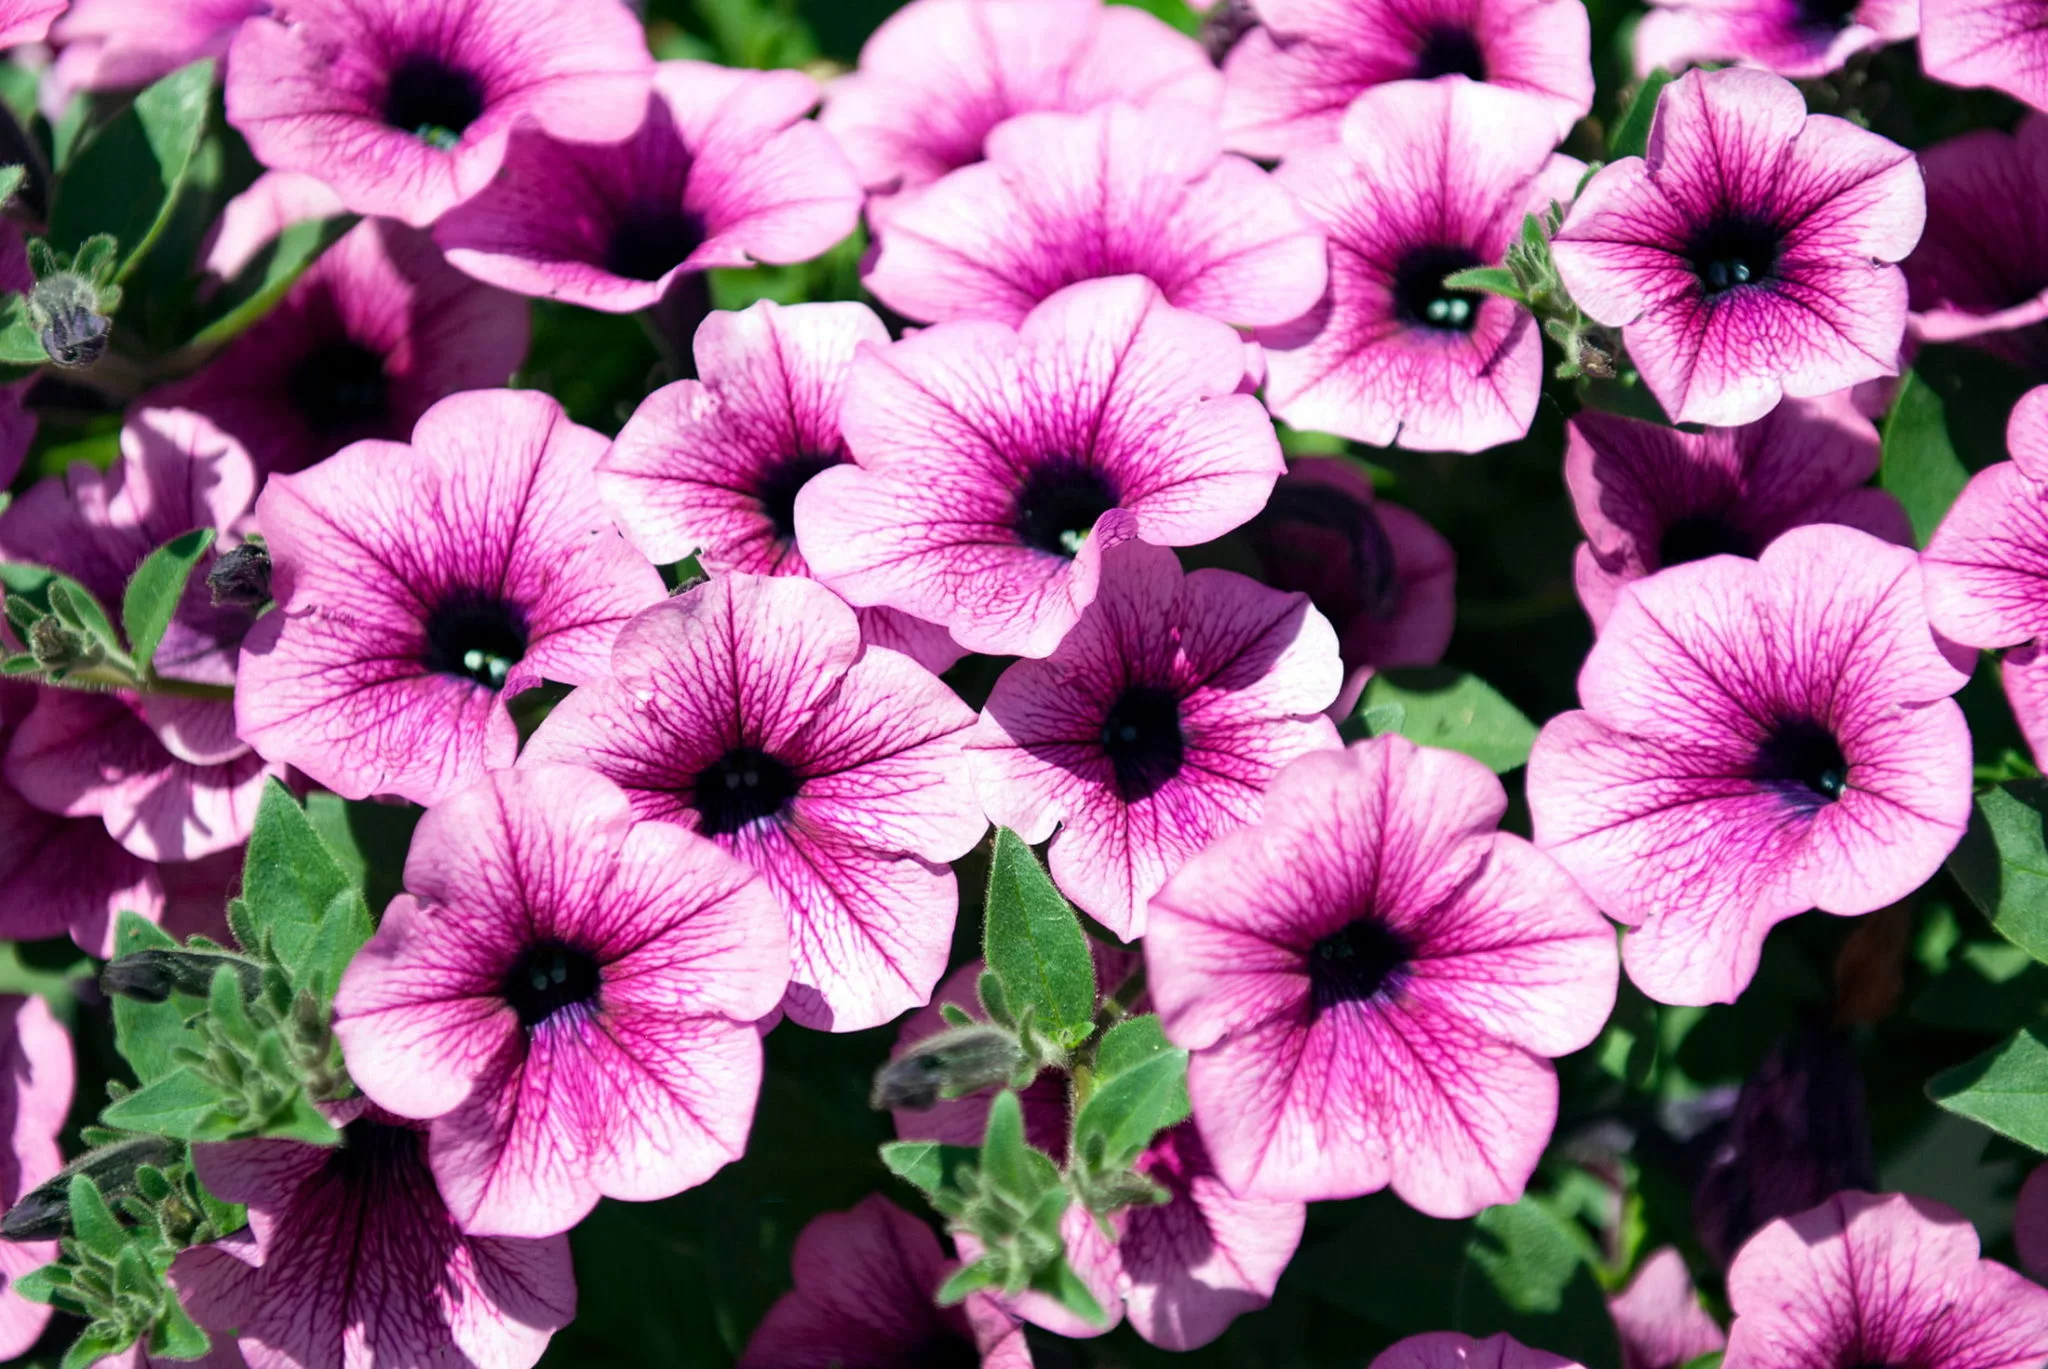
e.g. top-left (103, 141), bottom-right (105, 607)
top-left (605, 206), bottom-right (707, 283)
top-left (1752, 717), bottom-right (1849, 806)
top-left (694, 747), bottom-right (801, 835)
top-left (1014, 460), bottom-right (1119, 557)
top-left (503, 941), bottom-right (602, 1029)
top-left (382, 54), bottom-right (486, 150)
top-left (422, 589), bottom-right (529, 691)
top-left (1101, 684), bottom-right (1186, 801)
top-left (1413, 26), bottom-right (1489, 80)
top-left (758, 452), bottom-right (843, 543)
top-left (289, 340), bottom-right (390, 436)
top-left (1309, 917), bottom-right (1414, 1017)
top-left (1394, 246), bottom-right (1485, 333)
top-left (1688, 215), bottom-right (1780, 295)
top-left (1657, 512), bottom-right (1754, 567)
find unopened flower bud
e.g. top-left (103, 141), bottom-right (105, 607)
top-left (101, 948), bottom-right (264, 1005)
top-left (1, 1135), bottom-right (177, 1241)
top-left (206, 541), bottom-right (272, 611)
top-left (1578, 337), bottom-right (1619, 380)
top-left (29, 274), bottom-right (111, 368)
top-left (871, 1024), bottom-right (1027, 1111)
top-left (27, 614), bottom-right (99, 671)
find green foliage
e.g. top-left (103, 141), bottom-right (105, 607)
top-left (48, 60), bottom-right (216, 280)
top-left (1608, 69), bottom-right (1673, 160)
top-left (1072, 1018), bottom-right (1190, 1179)
top-left (1928, 1024), bottom-right (2048, 1152)
top-left (183, 213), bottom-right (358, 352)
top-left (1348, 668), bottom-right (1541, 772)
top-left (1946, 781), bottom-right (2048, 965)
top-left (1440, 266), bottom-right (1526, 302)
top-left (982, 829), bottom-right (1097, 1051)
top-left (1455, 1197), bottom-right (1622, 1369)
top-left (1880, 370), bottom-right (1972, 547)
top-left (121, 528), bottom-right (215, 673)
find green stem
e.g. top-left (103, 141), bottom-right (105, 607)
top-left (142, 674), bottom-right (235, 702)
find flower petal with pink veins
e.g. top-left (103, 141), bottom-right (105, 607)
top-left (0, 996), bottom-right (73, 1360)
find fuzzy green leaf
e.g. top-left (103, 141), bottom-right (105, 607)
top-left (1441, 266), bottom-right (1525, 300)
top-left (982, 829), bottom-right (1096, 1049)
top-left (240, 779), bottom-right (374, 990)
top-left (67, 1174), bottom-right (125, 1259)
top-left (1947, 781), bottom-right (2048, 965)
top-left (1880, 369), bottom-right (1972, 547)
top-left (1028, 1254), bottom-right (1109, 1327)
top-left (149, 1293), bottom-right (212, 1360)
top-left (109, 912), bottom-right (202, 1084)
top-left (0, 293), bottom-right (45, 364)
top-left (121, 528), bottom-right (214, 673)
top-left (1349, 669), bottom-right (1540, 772)
top-left (880, 1141), bottom-right (981, 1201)
top-left (1093, 1014), bottom-right (1176, 1079)
top-left (1073, 1044), bottom-right (1190, 1173)
top-left (1928, 1024), bottom-right (2048, 1152)
top-left (61, 1322), bottom-right (137, 1369)
top-left (99, 1068), bottom-right (219, 1138)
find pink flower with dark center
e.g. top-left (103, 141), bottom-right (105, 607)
top-left (0, 0), bottom-right (65, 47)
top-left (598, 298), bottom-right (961, 674)
top-left (1923, 0), bottom-right (2048, 111)
top-left (224, 0), bottom-right (655, 228)
top-left (1904, 118), bottom-right (2048, 375)
top-left (862, 103), bottom-right (1326, 330)
top-left (1632, 0), bottom-right (1914, 79)
top-left (967, 539), bottom-right (1343, 939)
top-left (1221, 0), bottom-right (1592, 158)
top-left (0, 996), bottom-right (73, 1360)
top-left (797, 277), bottom-right (1284, 659)
top-left (234, 389), bottom-right (666, 806)
top-left (173, 1100), bottom-right (576, 1369)
top-left (521, 573), bottom-right (985, 1032)
top-left (1255, 79), bottom-right (1583, 454)
top-left (820, 0), bottom-right (1222, 195)
top-left (740, 1196), bottom-right (1029, 1369)
top-left (435, 62), bottom-right (862, 315)
top-left (333, 765), bottom-right (788, 1237)
top-left (1551, 67), bottom-right (1923, 427)
top-left (49, 0), bottom-right (266, 96)
top-left (1527, 525), bottom-right (1971, 1007)
top-left (1610, 1248), bottom-right (1726, 1369)
top-left (1722, 1192), bottom-right (2048, 1369)
top-left (1565, 394), bottom-right (1911, 630)
top-left (1147, 735), bottom-right (1618, 1211)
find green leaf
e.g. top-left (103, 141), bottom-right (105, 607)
top-left (1030, 1253), bottom-right (1111, 1326)
top-left (149, 1293), bottom-right (212, 1360)
top-left (1946, 782), bottom-right (2048, 964)
top-left (1, 562), bottom-right (120, 653)
top-left (109, 912), bottom-right (202, 1084)
top-left (10, 1262), bottom-right (67, 1305)
top-left (1093, 1014), bottom-right (1175, 1079)
top-left (184, 214), bottom-right (358, 352)
top-left (1880, 369), bottom-right (1972, 547)
top-left (1348, 668), bottom-right (1540, 772)
top-left (67, 1174), bottom-right (125, 1259)
top-left (1927, 1024), bottom-right (2048, 1151)
top-left (880, 1140), bottom-right (981, 1201)
top-left (1073, 1046), bottom-right (1190, 1173)
top-left (1679, 1354), bottom-right (1725, 1369)
top-left (0, 293), bottom-right (45, 365)
top-left (978, 1090), bottom-right (1038, 1202)
top-left (934, 1259), bottom-right (1001, 1306)
top-left (121, 528), bottom-right (215, 672)
top-left (0, 164), bottom-right (26, 211)
top-left (1609, 69), bottom-right (1673, 161)
top-left (240, 779), bottom-right (374, 990)
top-left (1441, 266), bottom-right (1526, 301)
top-left (982, 829), bottom-right (1097, 1049)
top-left (49, 59), bottom-right (215, 278)
top-left (99, 1068), bottom-right (219, 1138)
top-left (1108, 0), bottom-right (1203, 36)
top-left (1455, 1196), bottom-right (1623, 1369)
top-left (62, 1322), bottom-right (137, 1369)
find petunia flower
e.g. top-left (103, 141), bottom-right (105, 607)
top-left (1551, 67), bottom-right (1923, 428)
top-left (49, 0), bottom-right (266, 97)
top-left (159, 218), bottom-right (531, 477)
top-left (521, 573), bottom-right (985, 1032)
top-left (332, 765), bottom-right (787, 1237)
top-left (174, 1100), bottom-right (576, 1369)
top-left (1904, 118), bottom-right (2048, 376)
top-left (1527, 524), bottom-right (1971, 1006)
top-left (1610, 1248), bottom-right (1726, 1369)
top-left (1722, 1191), bottom-right (2048, 1369)
top-left (597, 298), bottom-right (962, 674)
top-left (1254, 78), bottom-right (1581, 454)
top-left (0, 0), bottom-right (64, 47)
top-left (862, 103), bottom-right (1327, 330)
top-left (1565, 393), bottom-right (1911, 630)
top-left (234, 388), bottom-right (666, 806)
top-left (223, 0), bottom-right (655, 228)
top-left (739, 1196), bottom-right (1029, 1369)
top-left (1220, 0), bottom-right (1593, 157)
top-left (435, 61), bottom-right (862, 315)
top-left (1632, 0), bottom-right (1915, 79)
top-left (1922, 0), bottom-right (2048, 112)
top-left (0, 995), bottom-right (73, 1360)
top-left (1147, 734), bottom-right (1619, 1211)
top-left (797, 276), bottom-right (1284, 659)
top-left (819, 0), bottom-right (1222, 195)
top-left (967, 538), bottom-right (1343, 938)
top-left (1380, 1334), bottom-right (1587, 1369)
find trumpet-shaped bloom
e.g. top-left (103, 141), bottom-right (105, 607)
top-left (1147, 735), bottom-right (1618, 1211)
top-left (1565, 394), bottom-right (1910, 629)
top-left (435, 62), bottom-right (862, 314)
top-left (1374, 1333), bottom-right (1583, 1369)
top-left (862, 104), bottom-right (1327, 330)
top-left (1922, 0), bottom-right (2048, 111)
top-left (1723, 1192), bottom-right (2048, 1369)
top-left (0, 0), bottom-right (63, 47)
top-left (797, 277), bottom-right (1284, 658)
top-left (333, 766), bottom-right (788, 1237)
top-left (820, 0), bottom-right (1222, 194)
top-left (224, 0), bottom-right (655, 227)
top-left (49, 0), bottom-right (265, 96)
top-left (1527, 525), bottom-right (1972, 1006)
top-left (968, 540), bottom-right (1343, 938)
top-left (1551, 67), bottom-right (1923, 427)
top-left (1904, 118), bottom-right (2048, 375)
top-left (1256, 79), bottom-right (1582, 454)
top-left (0, 995), bottom-right (73, 1360)
top-left (522, 573), bottom-right (986, 1031)
top-left (1632, 0), bottom-right (1914, 79)
top-left (1610, 1249), bottom-right (1726, 1369)
top-left (235, 389), bottom-right (665, 806)
top-left (174, 1101), bottom-right (576, 1369)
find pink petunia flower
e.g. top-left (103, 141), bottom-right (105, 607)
top-left (739, 1195), bottom-right (1029, 1369)
top-left (797, 277), bottom-right (1284, 659)
top-left (1922, 0), bottom-right (2048, 112)
top-left (0, 996), bottom-right (73, 1360)
top-left (223, 0), bottom-right (654, 228)
top-left (1221, 0), bottom-right (1592, 157)
top-left (819, 0), bottom-right (1222, 195)
top-left (1551, 67), bottom-right (1923, 428)
top-left (0, 0), bottom-right (64, 47)
top-left (521, 573), bottom-right (986, 1032)
top-left (1632, 0), bottom-right (1915, 79)
top-left (1722, 1192), bottom-right (2048, 1369)
top-left (967, 539), bottom-right (1343, 939)
top-left (49, 0), bottom-right (266, 96)
top-left (1373, 1331), bottom-right (1585, 1369)
top-left (862, 103), bottom-right (1327, 330)
top-left (1904, 118), bottom-right (2048, 375)
top-left (174, 1100), bottom-right (576, 1369)
top-left (234, 389), bottom-right (665, 806)
top-left (332, 765), bottom-right (787, 1237)
top-left (1610, 1248), bottom-right (1726, 1369)
top-left (597, 299), bottom-right (962, 674)
top-left (435, 61), bottom-right (862, 315)
top-left (1565, 393), bottom-right (1912, 631)
top-left (1527, 524), bottom-right (1972, 1007)
top-left (1147, 734), bottom-right (1618, 1211)
top-left (1255, 79), bottom-right (1583, 454)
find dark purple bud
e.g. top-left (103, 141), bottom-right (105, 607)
top-left (29, 275), bottom-right (111, 368)
top-left (206, 541), bottom-right (273, 611)
top-left (870, 1024), bottom-right (1026, 1111)
top-left (2, 1135), bottom-right (177, 1241)
top-left (102, 948), bottom-right (263, 1005)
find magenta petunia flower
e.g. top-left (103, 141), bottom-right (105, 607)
top-left (967, 539), bottom-right (1343, 939)
top-left (819, 0), bottom-right (1222, 195)
top-left (739, 1196), bottom-right (1028, 1369)
top-left (1220, 0), bottom-right (1593, 157)
top-left (1375, 1333), bottom-right (1583, 1369)
top-left (1922, 0), bottom-right (2048, 111)
top-left (435, 61), bottom-right (862, 315)
top-left (1255, 79), bottom-right (1582, 454)
top-left (597, 298), bottom-right (962, 674)
top-left (1565, 393), bottom-right (1911, 630)
top-left (223, 0), bottom-right (655, 228)
top-left (234, 388), bottom-right (665, 806)
top-left (797, 277), bottom-right (1284, 658)
top-left (1722, 1192), bottom-right (2048, 1369)
top-left (1610, 1248), bottom-right (1726, 1369)
top-left (1527, 525), bottom-right (1971, 1007)
top-left (0, 995), bottom-right (73, 1360)
top-left (862, 103), bottom-right (1326, 330)
top-left (1551, 67), bottom-right (1923, 428)
top-left (1146, 735), bottom-right (1618, 1211)
top-left (174, 1100), bottom-right (575, 1369)
top-left (1632, 0), bottom-right (1915, 79)
top-left (332, 765), bottom-right (787, 1237)
top-left (160, 218), bottom-right (530, 477)
top-left (1904, 118), bottom-right (2048, 375)
top-left (49, 0), bottom-right (265, 96)
top-left (0, 0), bottom-right (65, 47)
top-left (521, 572), bottom-right (985, 1032)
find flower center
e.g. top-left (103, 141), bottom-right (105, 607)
top-left (421, 590), bottom-right (529, 691)
top-left (1100, 684), bottom-right (1186, 802)
top-left (287, 340), bottom-right (389, 435)
top-left (1012, 461), bottom-right (1119, 558)
top-left (693, 746), bottom-right (801, 836)
top-left (1656, 512), bottom-right (1753, 568)
top-left (1753, 717), bottom-right (1849, 805)
top-left (1392, 246), bottom-right (1485, 333)
top-left (1413, 25), bottom-right (1488, 81)
top-left (382, 54), bottom-right (486, 150)
top-left (757, 451), bottom-right (843, 544)
top-left (604, 205), bottom-right (707, 283)
top-left (1308, 917), bottom-right (1413, 1018)
top-left (1688, 216), bottom-right (1780, 295)
top-left (328, 1118), bottom-right (422, 1185)
top-left (502, 941), bottom-right (602, 1029)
